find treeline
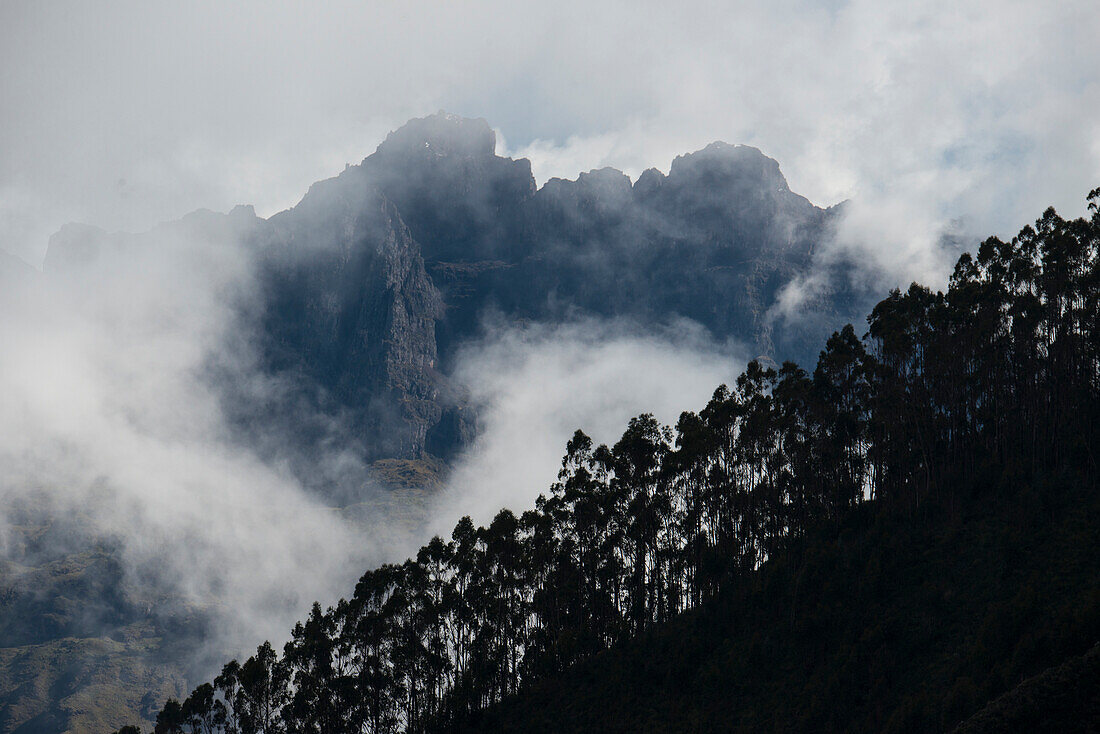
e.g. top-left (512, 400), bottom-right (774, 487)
top-left (127, 192), bottom-right (1100, 734)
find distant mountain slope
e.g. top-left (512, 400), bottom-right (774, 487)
top-left (0, 500), bottom-right (194, 734)
top-left (42, 113), bottom-right (850, 467)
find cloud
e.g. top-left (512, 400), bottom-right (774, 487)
top-left (0, 219), bottom-right (381, 665)
top-left (430, 319), bottom-right (744, 533)
top-left (0, 215), bottom-right (745, 682)
top-left (0, 201), bottom-right (742, 685)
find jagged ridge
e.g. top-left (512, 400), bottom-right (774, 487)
top-left (42, 113), bottom-right (850, 469)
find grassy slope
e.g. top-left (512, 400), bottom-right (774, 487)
top-left (0, 510), bottom-right (191, 733)
top-left (0, 629), bottom-right (187, 734)
top-left (457, 471), bottom-right (1100, 733)
top-left (0, 462), bottom-right (443, 734)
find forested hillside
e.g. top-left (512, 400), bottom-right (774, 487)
top-left (129, 192), bottom-right (1100, 733)
top-left (452, 455), bottom-right (1098, 732)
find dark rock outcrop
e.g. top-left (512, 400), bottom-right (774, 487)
top-left (260, 180), bottom-right (444, 461)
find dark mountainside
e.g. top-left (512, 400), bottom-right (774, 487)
top-left (456, 469), bottom-right (1098, 733)
top-left (135, 194), bottom-right (1100, 733)
top-left (42, 112), bottom-right (848, 469)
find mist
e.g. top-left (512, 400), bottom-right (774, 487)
top-left (0, 217), bottom-right (376, 667)
top-left (2, 2), bottom-right (1098, 714)
top-left (431, 319), bottom-right (744, 534)
top-left (0, 206), bottom-right (750, 686)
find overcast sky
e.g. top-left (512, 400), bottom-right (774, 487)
top-left (2, 0), bottom-right (1098, 282)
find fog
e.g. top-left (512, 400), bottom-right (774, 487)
top-left (433, 320), bottom-right (744, 534)
top-left (0, 213), bottom-right (746, 676)
top-left (0, 220), bottom-right (374, 663)
top-left (1, 0), bottom-right (1097, 708)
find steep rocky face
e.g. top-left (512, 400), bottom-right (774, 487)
top-left (362, 113), bottom-right (537, 264)
top-left (41, 112), bottom-right (854, 469)
top-left (260, 179), bottom-right (444, 461)
top-left (348, 114), bottom-right (844, 372)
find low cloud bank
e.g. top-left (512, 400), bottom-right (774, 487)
top-left (431, 319), bottom-right (744, 533)
top-left (0, 224), bottom-right (374, 666)
top-left (0, 220), bottom-right (747, 681)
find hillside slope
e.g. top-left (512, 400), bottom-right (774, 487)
top-left (953, 642), bottom-right (1100, 733)
top-left (455, 472), bottom-right (1099, 733)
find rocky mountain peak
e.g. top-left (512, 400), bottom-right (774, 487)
top-left (374, 112), bottom-right (498, 161)
top-left (538, 167), bottom-right (634, 214)
top-left (361, 113), bottom-right (536, 264)
top-left (576, 167), bottom-right (634, 199)
top-left (668, 142), bottom-right (789, 193)
top-left (632, 167), bottom-right (667, 198)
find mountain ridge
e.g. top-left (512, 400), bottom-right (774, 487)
top-left (41, 112), bottom-right (854, 469)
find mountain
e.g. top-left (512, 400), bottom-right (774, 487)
top-left (137, 191), bottom-right (1100, 733)
top-left (1, 115), bottom-right (860, 734)
top-left (42, 113), bottom-right (850, 469)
